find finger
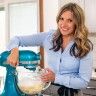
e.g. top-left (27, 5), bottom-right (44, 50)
top-left (8, 59), bottom-right (17, 67)
top-left (10, 62), bottom-right (17, 67)
top-left (44, 68), bottom-right (50, 71)
top-left (16, 60), bottom-right (19, 66)
top-left (41, 77), bottom-right (49, 83)
top-left (43, 69), bottom-right (50, 75)
top-left (45, 68), bottom-right (53, 73)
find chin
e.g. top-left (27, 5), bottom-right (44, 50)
top-left (61, 32), bottom-right (70, 36)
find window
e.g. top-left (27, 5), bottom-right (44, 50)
top-left (9, 1), bottom-right (39, 52)
top-left (0, 7), bottom-right (6, 53)
top-left (0, 0), bottom-right (39, 53)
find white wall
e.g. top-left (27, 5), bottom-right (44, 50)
top-left (43, 0), bottom-right (59, 32)
top-left (43, 0), bottom-right (59, 67)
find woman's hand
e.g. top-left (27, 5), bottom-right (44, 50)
top-left (41, 68), bottom-right (55, 83)
top-left (7, 48), bottom-right (19, 67)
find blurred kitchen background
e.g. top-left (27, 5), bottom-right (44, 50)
top-left (0, 0), bottom-right (96, 95)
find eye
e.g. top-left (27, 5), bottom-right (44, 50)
top-left (59, 17), bottom-right (64, 20)
top-left (68, 19), bottom-right (73, 22)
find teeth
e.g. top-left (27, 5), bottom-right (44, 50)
top-left (61, 26), bottom-right (68, 31)
top-left (61, 28), bottom-right (68, 31)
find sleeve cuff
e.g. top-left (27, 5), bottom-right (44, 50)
top-left (54, 74), bottom-right (70, 87)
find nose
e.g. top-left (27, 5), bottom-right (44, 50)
top-left (61, 20), bottom-right (67, 27)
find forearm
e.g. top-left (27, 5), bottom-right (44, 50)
top-left (7, 32), bottom-right (50, 51)
top-left (7, 37), bottom-right (20, 51)
top-left (54, 74), bottom-right (88, 89)
top-left (54, 51), bottom-right (93, 89)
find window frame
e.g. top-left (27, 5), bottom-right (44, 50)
top-left (0, 0), bottom-right (44, 67)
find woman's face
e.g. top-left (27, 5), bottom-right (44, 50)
top-left (58, 10), bottom-right (76, 36)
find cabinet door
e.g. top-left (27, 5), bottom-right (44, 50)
top-left (85, 0), bottom-right (96, 32)
top-left (58, 0), bottom-right (84, 10)
top-left (58, 0), bottom-right (96, 33)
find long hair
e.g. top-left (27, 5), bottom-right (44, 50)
top-left (51, 3), bottom-right (93, 58)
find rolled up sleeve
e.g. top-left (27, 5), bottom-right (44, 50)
top-left (54, 51), bottom-right (93, 89)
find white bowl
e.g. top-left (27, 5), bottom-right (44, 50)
top-left (15, 66), bottom-right (50, 95)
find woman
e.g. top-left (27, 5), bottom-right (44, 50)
top-left (7, 3), bottom-right (93, 96)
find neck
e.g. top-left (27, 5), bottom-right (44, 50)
top-left (62, 35), bottom-right (73, 48)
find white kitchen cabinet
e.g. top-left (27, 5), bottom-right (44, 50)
top-left (58, 0), bottom-right (96, 33)
top-left (85, 0), bottom-right (96, 32)
top-left (58, 0), bottom-right (84, 9)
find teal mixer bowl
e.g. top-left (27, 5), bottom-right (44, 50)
top-left (0, 50), bottom-right (40, 96)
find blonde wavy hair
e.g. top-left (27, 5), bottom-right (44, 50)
top-left (51, 3), bottom-right (93, 58)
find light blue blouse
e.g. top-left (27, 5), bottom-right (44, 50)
top-left (7, 30), bottom-right (93, 89)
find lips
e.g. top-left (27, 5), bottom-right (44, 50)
top-left (60, 27), bottom-right (69, 31)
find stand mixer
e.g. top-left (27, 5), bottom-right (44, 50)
top-left (0, 50), bottom-right (40, 96)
